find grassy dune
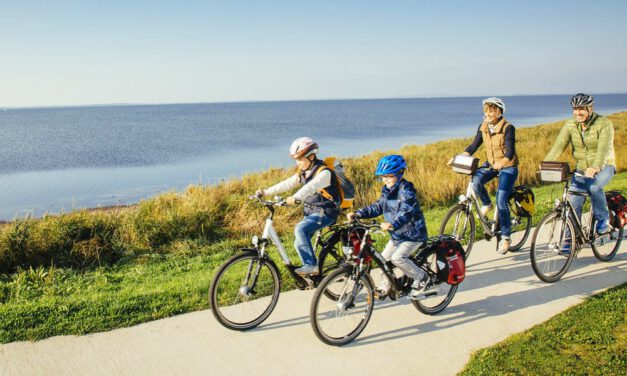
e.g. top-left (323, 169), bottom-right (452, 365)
top-left (0, 113), bottom-right (625, 343)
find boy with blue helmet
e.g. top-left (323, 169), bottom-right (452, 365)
top-left (347, 155), bottom-right (430, 299)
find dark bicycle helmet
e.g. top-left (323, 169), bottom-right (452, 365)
top-left (375, 155), bottom-right (407, 176)
top-left (570, 93), bottom-right (594, 108)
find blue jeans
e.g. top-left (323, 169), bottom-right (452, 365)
top-left (472, 165), bottom-right (519, 237)
top-left (294, 213), bottom-right (336, 267)
top-left (568, 165), bottom-right (615, 223)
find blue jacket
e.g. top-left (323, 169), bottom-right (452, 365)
top-left (355, 179), bottom-right (428, 243)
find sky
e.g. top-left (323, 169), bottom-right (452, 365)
top-left (1, 0), bottom-right (627, 107)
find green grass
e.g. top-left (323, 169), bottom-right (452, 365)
top-left (0, 171), bottom-right (625, 343)
top-left (458, 283), bottom-right (627, 376)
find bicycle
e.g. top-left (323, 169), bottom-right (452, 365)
top-left (439, 165), bottom-right (532, 258)
top-left (309, 220), bottom-right (461, 346)
top-left (209, 195), bottom-right (348, 330)
top-left (530, 168), bottom-right (623, 283)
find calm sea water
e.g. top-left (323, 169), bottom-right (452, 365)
top-left (1, 94), bottom-right (625, 220)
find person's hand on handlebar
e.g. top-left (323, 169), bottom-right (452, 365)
top-left (286, 196), bottom-right (298, 206)
top-left (584, 167), bottom-right (599, 178)
top-left (346, 212), bottom-right (360, 221)
top-left (380, 222), bottom-right (394, 231)
top-left (255, 189), bottom-right (264, 197)
top-left (448, 151), bottom-right (470, 166)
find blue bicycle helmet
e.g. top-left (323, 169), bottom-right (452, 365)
top-left (375, 155), bottom-right (407, 176)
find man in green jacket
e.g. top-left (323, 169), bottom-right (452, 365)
top-left (544, 93), bottom-right (616, 238)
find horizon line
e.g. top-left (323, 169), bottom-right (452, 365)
top-left (3, 91), bottom-right (627, 110)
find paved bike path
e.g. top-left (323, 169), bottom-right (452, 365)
top-left (1, 238), bottom-right (625, 376)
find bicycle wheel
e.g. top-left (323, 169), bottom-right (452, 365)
top-left (530, 212), bottom-right (576, 283)
top-left (318, 241), bottom-right (346, 300)
top-left (440, 204), bottom-right (476, 259)
top-left (590, 219), bottom-right (623, 262)
top-left (412, 250), bottom-right (458, 315)
top-left (310, 267), bottom-right (374, 346)
top-left (209, 252), bottom-right (281, 330)
top-left (507, 213), bottom-right (532, 252)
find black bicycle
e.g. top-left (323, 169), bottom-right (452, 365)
top-left (209, 195), bottom-right (352, 330)
top-left (310, 221), bottom-right (462, 346)
top-left (530, 169), bottom-right (623, 283)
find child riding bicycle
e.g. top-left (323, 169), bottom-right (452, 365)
top-left (256, 137), bottom-right (340, 276)
top-left (346, 154), bottom-right (430, 299)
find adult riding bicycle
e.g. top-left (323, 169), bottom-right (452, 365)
top-left (310, 220), bottom-right (464, 346)
top-left (440, 157), bottom-right (533, 259)
top-left (530, 163), bottom-right (623, 283)
top-left (209, 195), bottom-right (348, 330)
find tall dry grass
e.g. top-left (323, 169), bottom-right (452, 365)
top-left (0, 112), bottom-right (624, 274)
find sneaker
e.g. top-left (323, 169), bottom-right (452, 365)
top-left (558, 239), bottom-right (572, 257)
top-left (295, 265), bottom-right (319, 276)
top-left (497, 238), bottom-right (510, 254)
top-left (375, 278), bottom-right (391, 300)
top-left (410, 276), bottom-right (431, 299)
top-left (480, 204), bottom-right (492, 218)
top-left (595, 219), bottom-right (611, 235)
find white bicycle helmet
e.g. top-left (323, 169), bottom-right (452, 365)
top-left (482, 97), bottom-right (506, 114)
top-left (289, 137), bottom-right (319, 159)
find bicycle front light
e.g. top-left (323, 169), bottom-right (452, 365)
top-left (251, 235), bottom-right (259, 247)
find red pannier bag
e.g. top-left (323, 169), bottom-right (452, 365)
top-left (436, 237), bottom-right (466, 285)
top-left (606, 190), bottom-right (627, 228)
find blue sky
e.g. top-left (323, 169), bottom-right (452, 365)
top-left (1, 0), bottom-right (626, 107)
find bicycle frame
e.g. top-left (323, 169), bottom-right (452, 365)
top-left (555, 180), bottom-right (595, 249)
top-left (260, 216), bottom-right (292, 265)
top-left (250, 196), bottom-right (345, 290)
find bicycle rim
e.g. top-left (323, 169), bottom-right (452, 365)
top-left (530, 212), bottom-right (575, 283)
top-left (508, 214), bottom-right (532, 251)
top-left (590, 223), bottom-right (623, 262)
top-left (310, 267), bottom-right (374, 346)
top-left (440, 204), bottom-right (476, 259)
top-left (210, 253), bottom-right (281, 330)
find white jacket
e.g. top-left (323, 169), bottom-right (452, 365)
top-left (264, 169), bottom-right (332, 202)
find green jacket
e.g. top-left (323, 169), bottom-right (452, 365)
top-left (544, 112), bottom-right (616, 171)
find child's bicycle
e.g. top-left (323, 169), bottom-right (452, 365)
top-left (309, 220), bottom-right (464, 346)
top-left (209, 195), bottom-right (348, 330)
top-left (530, 169), bottom-right (623, 283)
top-left (439, 165), bottom-right (533, 258)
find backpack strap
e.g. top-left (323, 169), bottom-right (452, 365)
top-left (314, 165), bottom-right (336, 202)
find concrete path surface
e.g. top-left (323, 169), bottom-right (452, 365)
top-left (1, 237), bottom-right (625, 376)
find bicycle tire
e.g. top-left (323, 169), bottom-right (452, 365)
top-left (530, 212), bottom-right (576, 283)
top-left (507, 214), bottom-right (532, 252)
top-left (590, 218), bottom-right (623, 262)
top-left (439, 204), bottom-right (476, 260)
top-left (209, 251), bottom-right (281, 330)
top-left (310, 266), bottom-right (374, 346)
top-left (411, 248), bottom-right (458, 315)
top-left (317, 238), bottom-right (347, 300)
